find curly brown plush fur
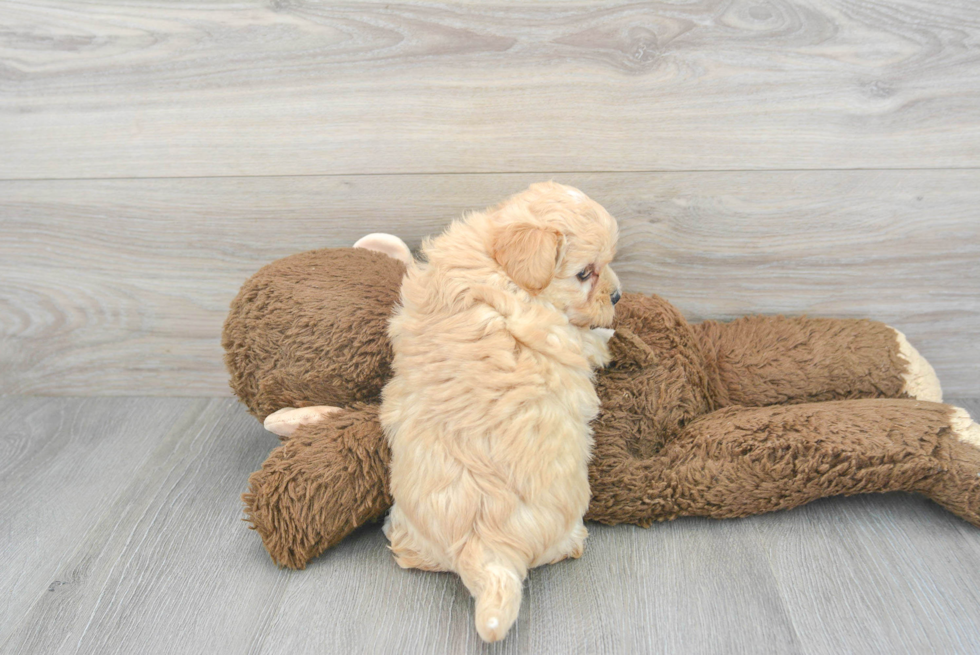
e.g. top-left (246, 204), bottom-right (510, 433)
top-left (224, 248), bottom-right (403, 420)
top-left (225, 247), bottom-right (980, 570)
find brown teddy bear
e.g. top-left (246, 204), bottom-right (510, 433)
top-left (223, 241), bottom-right (980, 570)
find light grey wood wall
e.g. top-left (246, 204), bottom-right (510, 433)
top-left (1, 1), bottom-right (978, 396)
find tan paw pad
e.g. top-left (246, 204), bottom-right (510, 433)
top-left (892, 328), bottom-right (943, 402)
top-left (950, 407), bottom-right (980, 449)
top-left (262, 406), bottom-right (342, 437)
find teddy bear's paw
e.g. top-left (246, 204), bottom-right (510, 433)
top-left (891, 327), bottom-right (942, 402)
top-left (263, 406), bottom-right (343, 437)
top-left (932, 406), bottom-right (980, 528)
top-left (950, 407), bottom-right (980, 449)
top-left (353, 233), bottom-right (413, 266)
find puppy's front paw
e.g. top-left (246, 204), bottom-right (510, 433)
top-left (585, 328), bottom-right (615, 368)
top-left (591, 327), bottom-right (615, 345)
top-left (263, 406), bottom-right (342, 437)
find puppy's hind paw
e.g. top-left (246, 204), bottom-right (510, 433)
top-left (263, 406), bottom-right (342, 437)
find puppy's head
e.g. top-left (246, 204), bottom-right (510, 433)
top-left (489, 182), bottom-right (620, 328)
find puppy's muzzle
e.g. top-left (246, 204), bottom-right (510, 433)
top-left (611, 290), bottom-right (622, 306)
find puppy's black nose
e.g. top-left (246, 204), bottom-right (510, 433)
top-left (611, 290), bottom-right (622, 305)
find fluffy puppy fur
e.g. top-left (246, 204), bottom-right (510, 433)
top-left (380, 182), bottom-right (620, 642)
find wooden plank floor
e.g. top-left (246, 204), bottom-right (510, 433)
top-left (2, 396), bottom-right (980, 654)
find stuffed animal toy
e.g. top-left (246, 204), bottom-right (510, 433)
top-left (224, 238), bottom-right (980, 570)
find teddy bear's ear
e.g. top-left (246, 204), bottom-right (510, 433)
top-left (491, 223), bottom-right (564, 293)
top-left (608, 327), bottom-right (657, 369)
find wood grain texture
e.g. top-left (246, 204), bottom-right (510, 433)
top-left (2, 0), bottom-right (980, 179)
top-left (2, 171), bottom-right (977, 396)
top-left (0, 397), bottom-right (199, 645)
top-left (0, 398), bottom-right (290, 655)
top-left (261, 514), bottom-right (805, 654)
top-left (2, 397), bottom-right (979, 654)
top-left (763, 396), bottom-right (980, 655)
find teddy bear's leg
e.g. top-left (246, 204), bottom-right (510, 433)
top-left (691, 316), bottom-right (941, 407)
top-left (243, 402), bottom-right (393, 569)
top-left (586, 399), bottom-right (978, 528)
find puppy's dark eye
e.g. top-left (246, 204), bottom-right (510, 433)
top-left (576, 268), bottom-right (592, 281)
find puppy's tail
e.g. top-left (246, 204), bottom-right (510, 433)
top-left (456, 538), bottom-right (525, 643)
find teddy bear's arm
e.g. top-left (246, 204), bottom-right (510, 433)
top-left (690, 316), bottom-right (941, 408)
top-left (243, 402), bottom-right (392, 569)
top-left (585, 399), bottom-right (980, 528)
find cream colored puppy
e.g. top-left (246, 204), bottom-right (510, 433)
top-left (380, 182), bottom-right (621, 642)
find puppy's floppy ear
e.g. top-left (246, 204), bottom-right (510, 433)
top-left (491, 223), bottom-right (563, 293)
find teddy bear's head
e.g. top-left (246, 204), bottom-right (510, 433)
top-left (223, 247), bottom-right (407, 420)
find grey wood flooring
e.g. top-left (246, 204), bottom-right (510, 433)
top-left (2, 396), bottom-right (980, 654)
